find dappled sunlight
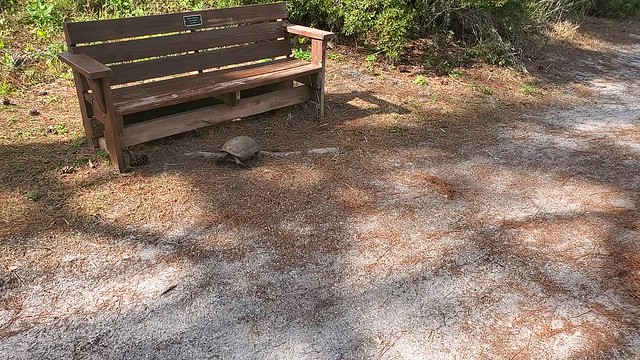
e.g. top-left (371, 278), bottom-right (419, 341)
top-left (333, 214), bottom-right (632, 358)
top-left (502, 212), bottom-right (614, 267)
top-left (1, 229), bottom-right (184, 327)
top-left (346, 97), bottom-right (382, 111)
top-left (246, 163), bottom-right (328, 190)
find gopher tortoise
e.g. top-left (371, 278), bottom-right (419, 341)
top-left (217, 136), bottom-right (260, 165)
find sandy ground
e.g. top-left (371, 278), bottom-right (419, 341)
top-left (1, 19), bottom-right (639, 359)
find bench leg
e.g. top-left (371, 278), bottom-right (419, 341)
top-left (101, 114), bottom-right (127, 173)
top-left (82, 114), bottom-right (101, 148)
top-left (310, 72), bottom-right (325, 117)
top-left (96, 77), bottom-right (127, 173)
top-left (71, 71), bottom-right (100, 148)
top-left (311, 39), bottom-right (327, 117)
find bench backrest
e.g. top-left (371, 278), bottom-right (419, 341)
top-left (64, 2), bottom-right (291, 86)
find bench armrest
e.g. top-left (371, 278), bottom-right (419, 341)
top-left (286, 24), bottom-right (336, 41)
top-left (58, 52), bottom-right (112, 79)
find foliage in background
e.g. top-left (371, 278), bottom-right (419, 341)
top-left (590, 0), bottom-right (640, 17)
top-left (0, 0), bottom-right (639, 90)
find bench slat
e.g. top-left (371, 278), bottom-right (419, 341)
top-left (65, 2), bottom-right (287, 44)
top-left (73, 21), bottom-right (288, 65)
top-left (112, 59), bottom-right (321, 115)
top-left (109, 39), bottom-right (291, 85)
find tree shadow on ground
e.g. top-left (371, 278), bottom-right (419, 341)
top-left (2, 31), bottom-right (640, 357)
top-left (0, 90), bottom-right (413, 357)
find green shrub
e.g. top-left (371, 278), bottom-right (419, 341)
top-left (288, 0), bottom-right (541, 63)
top-left (100, 0), bottom-right (145, 18)
top-left (413, 75), bottom-right (427, 86)
top-left (2, 0), bottom-right (639, 92)
top-left (26, 0), bottom-right (59, 28)
top-left (375, 7), bottom-right (412, 59)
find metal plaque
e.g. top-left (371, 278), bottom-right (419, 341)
top-left (183, 14), bottom-right (203, 27)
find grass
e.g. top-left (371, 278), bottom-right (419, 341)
top-left (413, 75), bottom-right (427, 86)
top-left (521, 84), bottom-right (534, 95)
top-left (449, 70), bottom-right (463, 79)
top-left (480, 86), bottom-right (493, 95)
top-left (365, 53), bottom-right (378, 71)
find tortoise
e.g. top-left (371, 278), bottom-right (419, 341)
top-left (216, 136), bottom-right (260, 165)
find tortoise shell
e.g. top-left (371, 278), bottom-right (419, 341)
top-left (220, 136), bottom-right (260, 161)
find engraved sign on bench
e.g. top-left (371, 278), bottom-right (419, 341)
top-left (183, 14), bottom-right (202, 27)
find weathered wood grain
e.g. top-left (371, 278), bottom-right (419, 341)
top-left (58, 52), bottom-right (112, 79)
top-left (113, 59), bottom-right (320, 114)
top-left (73, 21), bottom-right (288, 65)
top-left (65, 2), bottom-right (287, 44)
top-left (109, 39), bottom-right (291, 85)
top-left (286, 24), bottom-right (336, 40)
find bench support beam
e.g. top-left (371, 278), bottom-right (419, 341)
top-left (213, 91), bottom-right (241, 106)
top-left (121, 86), bottom-right (312, 147)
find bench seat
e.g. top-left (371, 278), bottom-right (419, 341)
top-left (109, 59), bottom-right (322, 115)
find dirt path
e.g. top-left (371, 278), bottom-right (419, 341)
top-left (1, 19), bottom-right (639, 359)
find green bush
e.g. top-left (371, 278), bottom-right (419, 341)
top-left (10, 0), bottom-right (639, 63)
top-left (26, 0), bottom-right (61, 29)
top-left (2, 0), bottom-right (640, 91)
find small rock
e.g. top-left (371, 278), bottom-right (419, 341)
top-left (37, 90), bottom-right (48, 96)
top-left (28, 109), bottom-right (40, 116)
top-left (551, 319), bottom-right (564, 330)
top-left (47, 125), bottom-right (56, 134)
top-left (2, 97), bottom-right (15, 106)
top-left (60, 166), bottom-right (75, 174)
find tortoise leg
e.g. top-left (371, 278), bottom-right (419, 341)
top-left (233, 156), bottom-right (247, 167)
top-left (215, 153), bottom-right (230, 165)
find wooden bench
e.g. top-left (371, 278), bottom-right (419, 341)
top-left (58, 2), bottom-right (335, 172)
